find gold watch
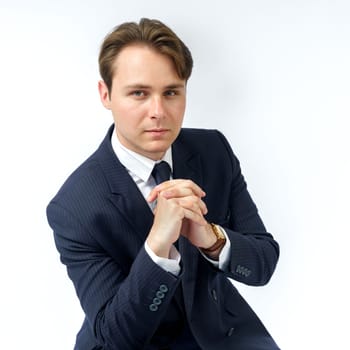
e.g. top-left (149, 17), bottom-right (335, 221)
top-left (201, 223), bottom-right (226, 253)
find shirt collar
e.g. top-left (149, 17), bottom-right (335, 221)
top-left (111, 127), bottom-right (173, 183)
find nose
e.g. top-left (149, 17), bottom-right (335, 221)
top-left (150, 96), bottom-right (165, 119)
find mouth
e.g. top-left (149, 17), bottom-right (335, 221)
top-left (145, 128), bottom-right (170, 139)
top-left (145, 128), bottom-right (170, 134)
top-left (146, 128), bottom-right (169, 132)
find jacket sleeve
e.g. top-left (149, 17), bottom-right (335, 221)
top-left (214, 130), bottom-right (280, 286)
top-left (47, 201), bottom-right (181, 349)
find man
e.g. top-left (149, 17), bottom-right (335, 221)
top-left (47, 18), bottom-right (280, 349)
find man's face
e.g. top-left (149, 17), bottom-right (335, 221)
top-left (99, 45), bottom-right (186, 160)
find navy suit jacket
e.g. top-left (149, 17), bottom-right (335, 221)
top-left (47, 126), bottom-right (280, 349)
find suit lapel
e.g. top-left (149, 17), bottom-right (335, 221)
top-left (109, 190), bottom-right (154, 244)
top-left (172, 132), bottom-right (203, 188)
top-left (96, 126), bottom-right (154, 243)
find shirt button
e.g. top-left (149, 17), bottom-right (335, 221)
top-left (211, 289), bottom-right (218, 301)
top-left (227, 327), bottom-right (235, 337)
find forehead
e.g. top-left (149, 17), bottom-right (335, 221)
top-left (111, 44), bottom-right (182, 84)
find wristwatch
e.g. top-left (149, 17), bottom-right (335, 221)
top-left (201, 223), bottom-right (226, 253)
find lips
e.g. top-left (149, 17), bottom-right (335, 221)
top-left (145, 128), bottom-right (170, 138)
top-left (146, 128), bottom-right (169, 133)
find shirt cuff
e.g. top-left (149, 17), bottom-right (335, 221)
top-left (199, 226), bottom-right (231, 270)
top-left (144, 241), bottom-right (181, 276)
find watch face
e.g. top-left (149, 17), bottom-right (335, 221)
top-left (212, 224), bottom-right (225, 240)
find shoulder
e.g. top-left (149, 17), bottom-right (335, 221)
top-left (48, 126), bottom-right (115, 209)
top-left (48, 157), bottom-right (107, 218)
top-left (177, 128), bottom-right (232, 147)
top-left (175, 128), bottom-right (237, 162)
top-left (178, 127), bottom-right (219, 139)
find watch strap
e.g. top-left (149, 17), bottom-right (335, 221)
top-left (201, 223), bottom-right (226, 253)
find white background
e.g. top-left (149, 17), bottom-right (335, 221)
top-left (1, 0), bottom-right (349, 349)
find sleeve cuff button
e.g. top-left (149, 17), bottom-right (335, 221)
top-left (159, 284), bottom-right (168, 293)
top-left (149, 304), bottom-right (158, 312)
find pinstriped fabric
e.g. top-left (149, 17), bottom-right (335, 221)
top-left (47, 125), bottom-right (280, 350)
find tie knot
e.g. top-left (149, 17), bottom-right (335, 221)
top-left (152, 161), bottom-right (171, 185)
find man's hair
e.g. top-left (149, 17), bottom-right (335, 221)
top-left (99, 18), bottom-right (193, 93)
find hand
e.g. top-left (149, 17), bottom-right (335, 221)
top-left (148, 180), bottom-right (208, 224)
top-left (181, 219), bottom-right (217, 250)
top-left (147, 179), bottom-right (206, 204)
top-left (147, 180), bottom-right (217, 250)
top-left (147, 189), bottom-right (207, 258)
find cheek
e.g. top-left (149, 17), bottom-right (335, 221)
top-left (113, 103), bottom-right (145, 124)
top-left (171, 102), bottom-right (186, 122)
top-left (168, 98), bottom-right (186, 113)
top-left (178, 98), bottom-right (186, 114)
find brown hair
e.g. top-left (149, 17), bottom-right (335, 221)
top-left (98, 18), bottom-right (193, 93)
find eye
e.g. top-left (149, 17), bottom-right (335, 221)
top-left (164, 90), bottom-right (177, 97)
top-left (131, 90), bottom-right (146, 97)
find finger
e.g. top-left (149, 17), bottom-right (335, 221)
top-left (147, 180), bottom-right (173, 202)
top-left (162, 187), bottom-right (194, 199)
top-left (159, 194), bottom-right (206, 215)
top-left (147, 179), bottom-right (205, 202)
top-left (156, 179), bottom-right (205, 199)
top-left (162, 179), bottom-right (206, 197)
top-left (177, 196), bottom-right (208, 215)
top-left (182, 208), bottom-right (207, 226)
top-left (198, 199), bottom-right (208, 215)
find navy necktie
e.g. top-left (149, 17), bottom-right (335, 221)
top-left (152, 161), bottom-right (171, 185)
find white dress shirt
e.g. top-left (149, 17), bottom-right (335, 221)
top-left (111, 128), bottom-right (231, 275)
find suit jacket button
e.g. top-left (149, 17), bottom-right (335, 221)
top-left (156, 291), bottom-right (165, 299)
top-left (149, 304), bottom-right (158, 312)
top-left (227, 327), bottom-right (235, 337)
top-left (211, 289), bottom-right (218, 301)
top-left (159, 284), bottom-right (168, 293)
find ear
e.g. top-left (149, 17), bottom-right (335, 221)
top-left (98, 80), bottom-right (111, 109)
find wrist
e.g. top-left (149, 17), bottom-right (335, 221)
top-left (200, 223), bottom-right (226, 258)
top-left (146, 235), bottom-right (172, 259)
top-left (200, 223), bottom-right (218, 249)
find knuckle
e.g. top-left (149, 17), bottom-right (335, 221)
top-left (190, 202), bottom-right (198, 210)
top-left (184, 179), bottom-right (193, 187)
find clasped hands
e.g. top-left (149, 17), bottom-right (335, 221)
top-left (146, 179), bottom-right (217, 259)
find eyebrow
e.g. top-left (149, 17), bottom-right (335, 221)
top-left (124, 83), bottom-right (185, 90)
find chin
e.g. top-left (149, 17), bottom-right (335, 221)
top-left (150, 140), bottom-right (172, 150)
top-left (144, 145), bottom-right (170, 159)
